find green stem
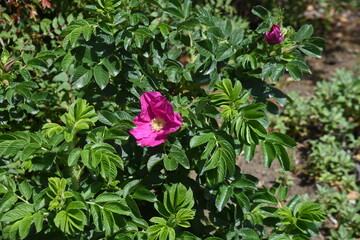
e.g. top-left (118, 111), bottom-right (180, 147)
top-left (16, 194), bottom-right (31, 205)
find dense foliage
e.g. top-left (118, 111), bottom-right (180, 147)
top-left (272, 68), bottom-right (360, 239)
top-left (0, 1), bottom-right (326, 239)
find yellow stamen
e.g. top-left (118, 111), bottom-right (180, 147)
top-left (150, 117), bottom-right (165, 131)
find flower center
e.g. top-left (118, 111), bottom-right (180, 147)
top-left (150, 117), bottom-right (165, 131)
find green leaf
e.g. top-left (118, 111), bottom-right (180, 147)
top-left (104, 202), bottom-right (131, 216)
top-left (293, 24), bottom-right (314, 42)
top-left (269, 233), bottom-right (291, 240)
top-left (248, 120), bottom-right (267, 138)
top-left (208, 26), bottom-right (225, 39)
top-left (164, 7), bottom-right (184, 18)
top-left (19, 69), bottom-right (31, 81)
top-left (215, 185), bottom-right (232, 211)
top-left (95, 193), bottom-right (122, 203)
top-left (103, 209), bottom-right (115, 236)
top-left (266, 132), bottom-right (296, 148)
top-left (251, 5), bottom-right (269, 20)
top-left (299, 42), bottom-right (322, 58)
top-left (147, 153), bottom-right (164, 171)
top-left (66, 201), bottom-right (86, 211)
top-left (253, 190), bottom-right (278, 204)
top-left (271, 64), bottom-right (285, 81)
top-left (277, 185), bottom-right (288, 202)
top-left (307, 37), bottom-right (325, 49)
top-left (62, 53), bottom-right (74, 72)
top-left (244, 143), bottom-right (255, 162)
top-left (274, 144), bottom-right (290, 171)
top-left (286, 62), bottom-right (302, 81)
top-left (229, 28), bottom-right (243, 46)
top-left (260, 141), bottom-right (276, 168)
top-left (36, 50), bottom-right (56, 60)
top-left (169, 142), bottom-right (189, 169)
top-left (234, 191), bottom-right (250, 211)
top-left (19, 215), bottom-right (32, 239)
top-left (42, 123), bottom-right (63, 138)
top-left (179, 18), bottom-right (200, 30)
top-left (19, 181), bottom-right (32, 201)
top-left (68, 148), bottom-right (81, 166)
top-left (215, 44), bottom-right (234, 61)
top-left (1, 208), bottom-right (31, 222)
top-left (263, 62), bottom-right (276, 77)
top-left (195, 40), bottom-right (213, 57)
top-left (132, 188), bottom-right (157, 202)
top-left (158, 24), bottom-right (171, 36)
top-left (83, 25), bottom-right (92, 41)
top-left (72, 66), bottom-right (93, 88)
top-left (176, 208), bottom-right (195, 222)
top-left (165, 183), bottom-right (194, 214)
top-left (183, 0), bottom-right (192, 18)
top-left (190, 132), bottom-right (215, 148)
top-left (32, 212), bottom-right (43, 233)
top-left (93, 65), bottom-right (109, 90)
top-left (164, 155), bottom-right (178, 171)
top-left (232, 175), bottom-right (257, 190)
top-left (239, 228), bottom-right (260, 240)
top-left (69, 28), bottom-right (83, 47)
top-left (297, 202), bottom-right (325, 222)
top-left (27, 58), bottom-right (47, 71)
top-left (103, 56), bottom-right (121, 77)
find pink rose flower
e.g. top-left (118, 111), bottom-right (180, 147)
top-left (265, 25), bottom-right (284, 45)
top-left (130, 91), bottom-right (183, 147)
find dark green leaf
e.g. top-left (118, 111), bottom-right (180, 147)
top-left (61, 53), bottom-right (74, 72)
top-left (190, 133), bottom-right (215, 148)
top-left (93, 65), bottom-right (109, 90)
top-left (243, 143), bottom-right (255, 162)
top-left (274, 144), bottom-right (290, 171)
top-left (27, 58), bottom-right (47, 71)
top-left (267, 132), bottom-right (296, 148)
top-left (179, 18), bottom-right (200, 30)
top-left (234, 191), bottom-right (251, 211)
top-left (299, 42), bottom-right (322, 58)
top-left (164, 155), bottom-right (178, 171)
top-left (164, 7), bottom-right (184, 18)
top-left (286, 62), bottom-right (302, 81)
top-left (239, 228), bottom-right (260, 240)
top-left (260, 141), bottom-right (276, 168)
top-left (19, 181), bottom-right (32, 201)
top-left (195, 40), bottom-right (213, 57)
top-left (215, 185), bottom-right (232, 212)
top-left (147, 153), bottom-right (164, 171)
top-left (68, 148), bottom-right (81, 166)
top-left (72, 66), bottom-right (92, 88)
top-left (251, 5), bottom-right (269, 20)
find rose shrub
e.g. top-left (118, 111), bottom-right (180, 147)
top-left (0, 1), bottom-right (326, 239)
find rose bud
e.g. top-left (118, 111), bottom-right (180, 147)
top-left (265, 25), bottom-right (284, 45)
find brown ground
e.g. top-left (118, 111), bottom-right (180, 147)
top-left (237, 8), bottom-right (360, 240)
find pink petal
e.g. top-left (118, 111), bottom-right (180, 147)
top-left (129, 121), bottom-right (168, 147)
top-left (163, 112), bottom-right (182, 134)
top-left (137, 91), bottom-right (163, 122)
top-left (129, 122), bottom-right (153, 140)
top-left (137, 133), bottom-right (167, 147)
